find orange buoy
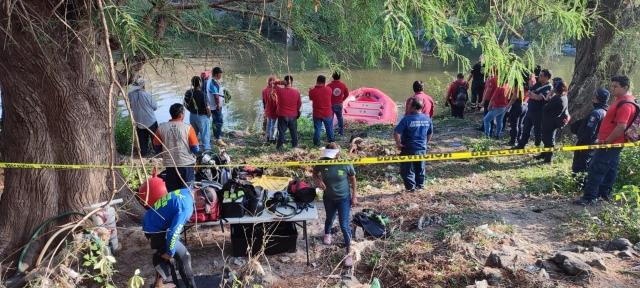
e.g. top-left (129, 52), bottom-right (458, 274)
top-left (138, 167), bottom-right (167, 209)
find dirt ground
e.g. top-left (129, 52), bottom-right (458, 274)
top-left (110, 111), bottom-right (640, 288)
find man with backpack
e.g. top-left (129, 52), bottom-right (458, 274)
top-left (574, 75), bottom-right (638, 205)
top-left (571, 89), bottom-right (609, 187)
top-left (445, 73), bottom-right (469, 118)
top-left (184, 76), bottom-right (211, 152)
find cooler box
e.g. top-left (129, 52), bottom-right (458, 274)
top-left (230, 222), bottom-right (298, 257)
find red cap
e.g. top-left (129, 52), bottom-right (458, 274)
top-left (201, 71), bottom-right (211, 80)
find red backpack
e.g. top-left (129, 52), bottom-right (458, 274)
top-left (287, 180), bottom-right (316, 204)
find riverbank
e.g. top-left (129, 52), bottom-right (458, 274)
top-left (114, 108), bottom-right (640, 287)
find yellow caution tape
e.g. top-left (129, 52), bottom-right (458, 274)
top-left (0, 142), bottom-right (637, 169)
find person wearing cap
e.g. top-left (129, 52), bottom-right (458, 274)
top-left (404, 80), bottom-right (435, 118)
top-left (128, 77), bottom-right (157, 157)
top-left (536, 81), bottom-right (569, 163)
top-left (312, 142), bottom-right (358, 267)
top-left (309, 75), bottom-right (335, 147)
top-left (143, 186), bottom-right (216, 288)
top-left (574, 75), bottom-right (637, 205)
top-left (513, 69), bottom-right (554, 149)
top-left (394, 97), bottom-right (434, 192)
top-left (262, 76), bottom-right (279, 145)
top-left (207, 67), bottom-right (226, 147)
top-left (153, 104), bottom-right (199, 192)
top-left (571, 88), bottom-right (609, 186)
top-left (445, 73), bottom-right (470, 119)
top-left (327, 72), bottom-right (350, 136)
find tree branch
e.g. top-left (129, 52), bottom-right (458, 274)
top-left (169, 14), bottom-right (230, 39)
top-left (163, 0), bottom-right (277, 11)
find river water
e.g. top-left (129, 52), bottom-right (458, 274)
top-left (120, 49), bottom-right (578, 130)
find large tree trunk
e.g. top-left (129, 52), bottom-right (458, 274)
top-left (568, 0), bottom-right (639, 120)
top-left (0, 1), bottom-right (113, 273)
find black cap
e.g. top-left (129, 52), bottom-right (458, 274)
top-left (198, 186), bottom-right (217, 214)
top-left (456, 73), bottom-right (464, 78)
top-left (212, 67), bottom-right (223, 74)
top-left (595, 88), bottom-right (610, 104)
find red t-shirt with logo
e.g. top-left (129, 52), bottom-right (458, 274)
top-left (327, 80), bottom-right (349, 105)
top-left (309, 85), bottom-right (333, 118)
top-left (446, 79), bottom-right (469, 105)
top-left (487, 84), bottom-right (510, 108)
top-left (404, 92), bottom-right (435, 118)
top-left (275, 86), bottom-right (302, 118)
top-left (262, 86), bottom-right (278, 119)
top-left (599, 94), bottom-right (637, 144)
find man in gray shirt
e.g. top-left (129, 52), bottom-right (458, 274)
top-left (128, 78), bottom-right (158, 156)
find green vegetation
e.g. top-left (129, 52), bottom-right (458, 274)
top-left (115, 115), bottom-right (134, 155)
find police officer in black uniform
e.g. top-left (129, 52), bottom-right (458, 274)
top-left (571, 88), bottom-right (609, 186)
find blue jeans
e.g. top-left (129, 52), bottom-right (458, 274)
top-left (323, 196), bottom-right (351, 253)
top-left (582, 148), bottom-right (623, 201)
top-left (399, 149), bottom-right (426, 190)
top-left (483, 107), bottom-right (506, 137)
top-left (211, 110), bottom-right (224, 140)
top-left (266, 117), bottom-right (278, 141)
top-left (189, 113), bottom-right (211, 151)
top-left (313, 116), bottom-right (335, 146)
top-left (332, 104), bottom-right (344, 135)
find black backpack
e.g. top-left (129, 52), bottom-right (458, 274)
top-left (287, 179), bottom-right (316, 204)
top-left (352, 209), bottom-right (390, 238)
top-left (454, 82), bottom-right (468, 107)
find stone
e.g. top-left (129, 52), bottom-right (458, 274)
top-left (482, 267), bottom-right (502, 286)
top-left (587, 246), bottom-right (604, 253)
top-left (536, 259), bottom-right (560, 273)
top-left (618, 250), bottom-right (634, 258)
top-left (466, 280), bottom-right (488, 288)
top-left (552, 251), bottom-right (601, 265)
top-left (586, 259), bottom-right (608, 271)
top-left (280, 256), bottom-right (291, 263)
top-left (485, 246), bottom-right (532, 269)
top-left (607, 238), bottom-right (634, 251)
top-left (537, 268), bottom-right (550, 280)
top-left (562, 245), bottom-right (586, 253)
top-left (407, 203), bottom-right (419, 210)
top-left (562, 259), bottom-right (593, 276)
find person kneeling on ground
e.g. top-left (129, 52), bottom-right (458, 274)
top-left (313, 143), bottom-right (358, 267)
top-left (143, 186), bottom-right (216, 288)
top-left (394, 97), bottom-right (434, 192)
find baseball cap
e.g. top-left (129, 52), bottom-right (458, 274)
top-left (322, 149), bottom-right (340, 158)
top-left (212, 67), bottom-right (223, 74)
top-left (456, 73), bottom-right (464, 78)
top-left (595, 88), bottom-right (610, 103)
top-left (198, 186), bottom-right (217, 214)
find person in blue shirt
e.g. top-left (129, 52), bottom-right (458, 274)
top-left (393, 97), bottom-right (434, 192)
top-left (143, 186), bottom-right (216, 288)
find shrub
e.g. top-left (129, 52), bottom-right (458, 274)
top-left (115, 115), bottom-right (134, 155)
top-left (614, 147), bottom-right (640, 190)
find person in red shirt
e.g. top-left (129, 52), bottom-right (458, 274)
top-left (477, 68), bottom-right (498, 132)
top-left (327, 72), bottom-right (349, 136)
top-left (273, 75), bottom-right (302, 150)
top-left (262, 76), bottom-right (278, 145)
top-left (574, 75), bottom-right (638, 205)
top-left (482, 83), bottom-right (510, 138)
top-left (404, 81), bottom-right (435, 118)
top-left (309, 75), bottom-right (335, 146)
top-left (445, 73), bottom-right (470, 119)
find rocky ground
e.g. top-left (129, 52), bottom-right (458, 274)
top-left (109, 111), bottom-right (640, 288)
